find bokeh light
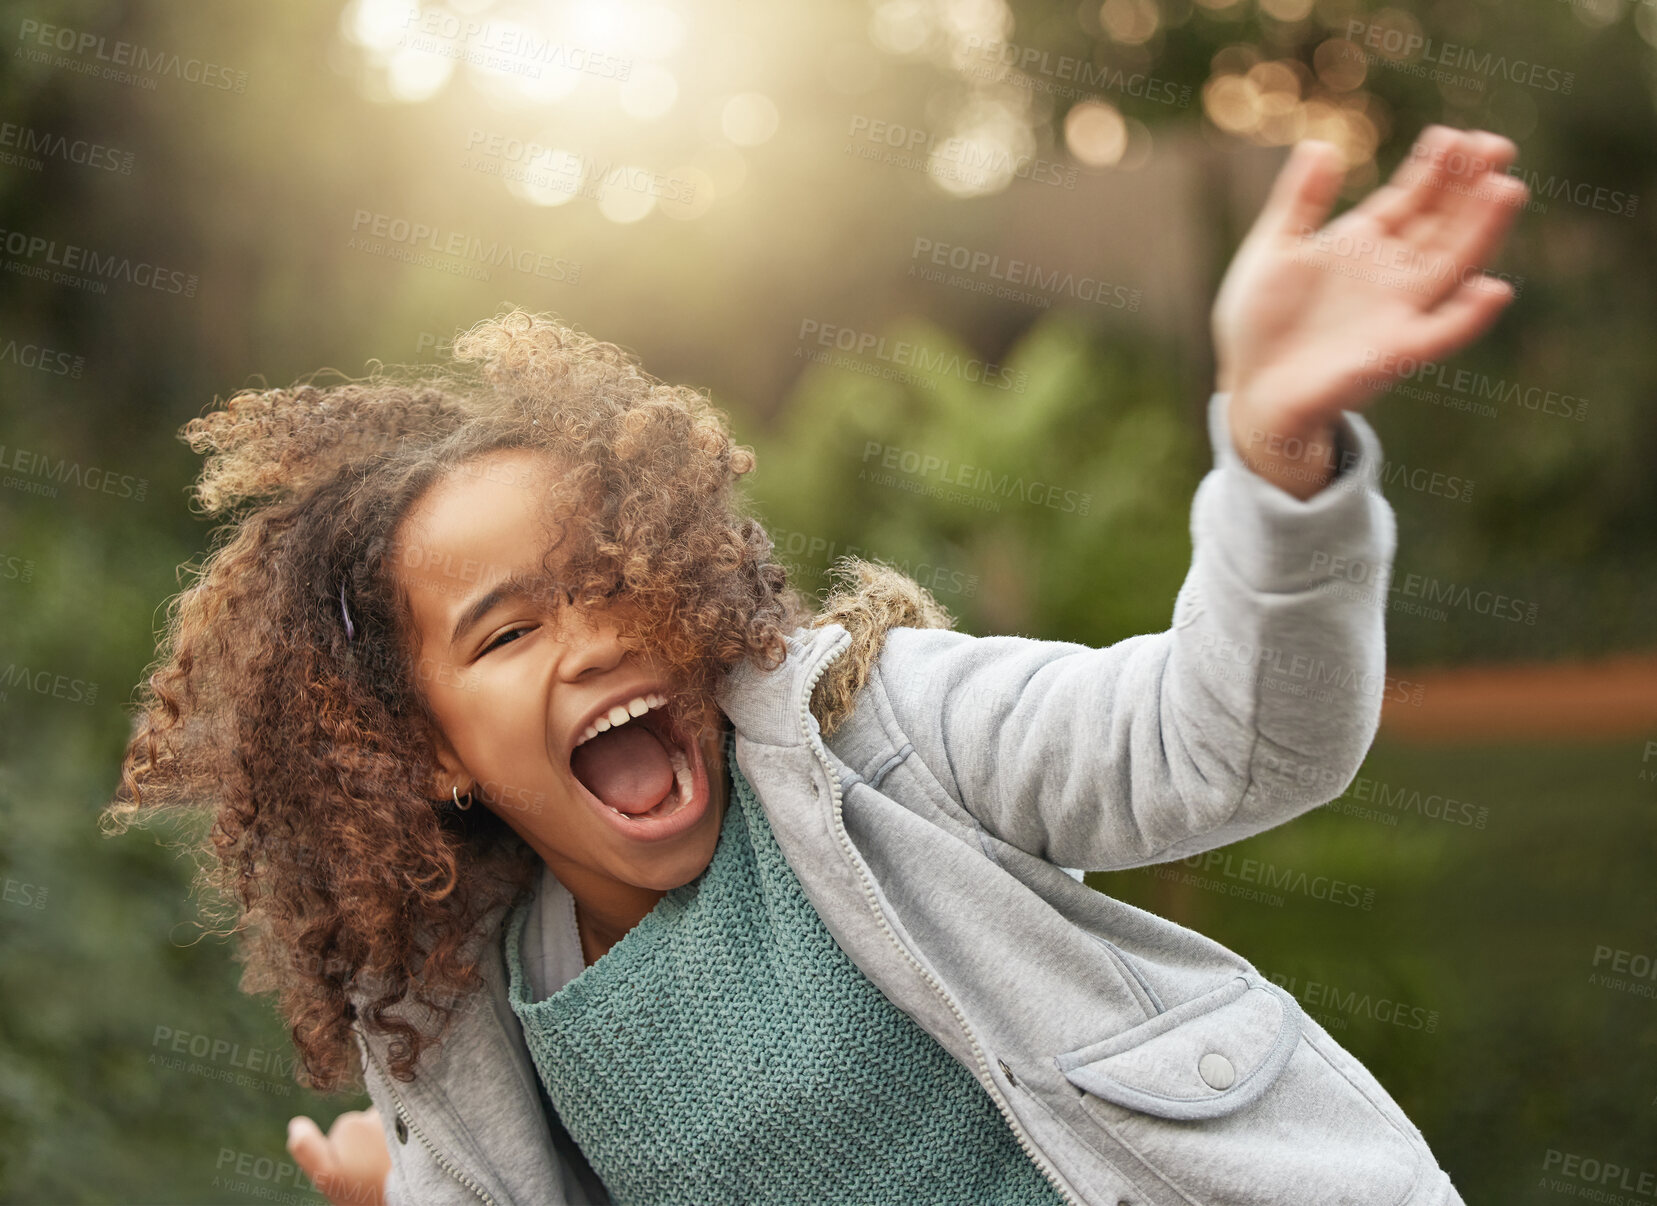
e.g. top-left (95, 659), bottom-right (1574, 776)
top-left (1313, 36), bottom-right (1367, 91)
top-left (870, 0), bottom-right (936, 55)
top-left (1260, 0), bottom-right (1316, 21)
top-left (385, 46), bottom-right (455, 102)
top-left (1065, 100), bottom-right (1129, 167)
top-left (619, 63), bottom-right (680, 119)
top-left (930, 92), bottom-right (1036, 196)
top-left (596, 176), bottom-right (658, 222)
top-left (1099, 0), bottom-right (1161, 45)
top-left (720, 93), bottom-right (781, 146)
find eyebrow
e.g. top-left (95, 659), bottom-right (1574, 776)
top-left (448, 570), bottom-right (552, 651)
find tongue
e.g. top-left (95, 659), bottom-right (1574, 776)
top-left (571, 723), bottom-right (675, 815)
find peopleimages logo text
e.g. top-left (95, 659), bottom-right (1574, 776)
top-left (1345, 20), bottom-right (1575, 93)
top-left (16, 19), bottom-right (249, 91)
top-left (910, 238), bottom-right (1141, 311)
top-left (349, 211), bottom-right (581, 283)
top-left (797, 319), bottom-right (1028, 393)
top-left (0, 227), bottom-right (196, 294)
top-left (0, 443), bottom-right (147, 500)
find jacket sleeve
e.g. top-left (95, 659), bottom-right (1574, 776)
top-left (870, 390), bottom-right (1399, 872)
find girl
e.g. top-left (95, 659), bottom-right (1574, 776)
top-left (106, 127), bottom-right (1526, 1206)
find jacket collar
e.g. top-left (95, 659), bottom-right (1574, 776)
top-left (713, 622), bottom-right (850, 747)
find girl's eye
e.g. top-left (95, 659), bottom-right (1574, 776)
top-left (481, 625), bottom-right (532, 656)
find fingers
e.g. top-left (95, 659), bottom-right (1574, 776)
top-left (1363, 126), bottom-right (1521, 257)
top-left (1431, 161), bottom-right (1528, 273)
top-left (288, 1115), bottom-right (337, 1184)
top-left (1397, 134), bottom-right (1525, 309)
top-left (331, 1108), bottom-right (394, 1197)
top-left (1402, 275), bottom-right (1516, 364)
top-left (290, 1111), bottom-right (390, 1206)
top-left (1412, 131), bottom-right (1522, 251)
top-left (1360, 124), bottom-right (1459, 233)
top-left (330, 1108), bottom-right (383, 1147)
top-left (1344, 127), bottom-right (1523, 311)
top-left (1255, 138), bottom-right (1347, 243)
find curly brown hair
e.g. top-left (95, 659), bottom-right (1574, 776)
top-left (101, 307), bottom-right (954, 1093)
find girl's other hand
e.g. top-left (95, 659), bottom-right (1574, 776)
top-left (287, 1109), bottom-right (391, 1206)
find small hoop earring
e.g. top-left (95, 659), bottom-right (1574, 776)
top-left (452, 784), bottom-right (474, 811)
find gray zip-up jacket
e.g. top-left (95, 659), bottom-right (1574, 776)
top-left (349, 391), bottom-right (1470, 1206)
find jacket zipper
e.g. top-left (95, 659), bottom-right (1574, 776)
top-left (370, 1047), bottom-right (498, 1206)
top-left (798, 639), bottom-right (1085, 1206)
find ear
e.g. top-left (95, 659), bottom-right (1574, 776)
top-left (424, 725), bottom-right (471, 799)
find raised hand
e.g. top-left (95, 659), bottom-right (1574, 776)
top-left (1211, 125), bottom-right (1529, 498)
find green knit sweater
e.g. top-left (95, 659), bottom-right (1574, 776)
top-left (502, 731), bottom-right (1068, 1206)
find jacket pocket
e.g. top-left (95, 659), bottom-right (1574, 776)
top-left (1054, 975), bottom-right (1425, 1206)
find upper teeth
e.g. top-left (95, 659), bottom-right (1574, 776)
top-left (573, 692), bottom-right (669, 749)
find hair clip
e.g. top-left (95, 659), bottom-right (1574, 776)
top-left (339, 577), bottom-right (356, 642)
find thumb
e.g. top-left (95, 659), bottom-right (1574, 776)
top-left (287, 1115), bottom-right (337, 1185)
top-left (1256, 139), bottom-right (1346, 243)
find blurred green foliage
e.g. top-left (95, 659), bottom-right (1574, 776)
top-left (741, 314), bottom-right (1200, 639)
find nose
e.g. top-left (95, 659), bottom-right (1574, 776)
top-left (553, 600), bottom-right (629, 682)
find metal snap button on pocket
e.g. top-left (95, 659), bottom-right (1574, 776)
top-left (1198, 1052), bottom-right (1236, 1090)
top-left (394, 1115), bottom-right (409, 1144)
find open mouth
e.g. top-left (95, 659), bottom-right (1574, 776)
top-left (568, 702), bottom-right (709, 838)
